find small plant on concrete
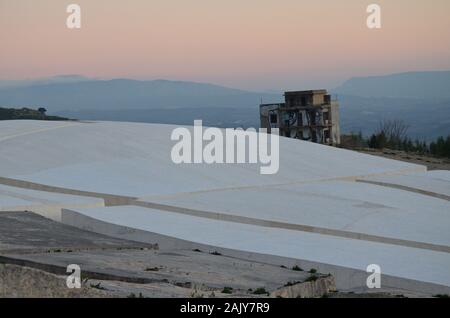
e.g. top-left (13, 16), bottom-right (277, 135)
top-left (304, 275), bottom-right (318, 282)
top-left (144, 266), bottom-right (160, 272)
top-left (81, 273), bottom-right (90, 285)
top-left (192, 248), bottom-right (203, 253)
top-left (253, 287), bottom-right (269, 295)
top-left (210, 250), bottom-right (222, 256)
top-left (308, 268), bottom-right (317, 274)
top-left (175, 281), bottom-right (192, 288)
top-left (222, 287), bottom-right (233, 294)
top-left (292, 265), bottom-right (303, 271)
top-left (47, 248), bottom-right (62, 253)
top-left (190, 287), bottom-right (204, 298)
top-left (90, 282), bottom-right (106, 290)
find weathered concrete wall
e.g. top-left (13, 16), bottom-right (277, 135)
top-left (270, 276), bottom-right (336, 298)
top-left (0, 176), bottom-right (132, 207)
top-left (1, 202), bottom-right (105, 222)
top-left (0, 263), bottom-right (109, 298)
top-left (0, 179), bottom-right (107, 221)
top-left (331, 100), bottom-right (340, 145)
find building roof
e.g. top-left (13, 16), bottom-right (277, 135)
top-left (284, 89), bottom-right (328, 96)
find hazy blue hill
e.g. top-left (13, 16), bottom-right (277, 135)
top-left (332, 71), bottom-right (450, 140)
top-left (338, 95), bottom-right (450, 141)
top-left (0, 75), bottom-right (91, 90)
top-left (334, 71), bottom-right (450, 99)
top-left (0, 78), bottom-right (279, 111)
top-left (1, 73), bottom-right (449, 140)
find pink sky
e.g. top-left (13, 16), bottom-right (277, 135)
top-left (1, 0), bottom-right (449, 91)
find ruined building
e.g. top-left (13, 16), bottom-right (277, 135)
top-left (260, 90), bottom-right (340, 145)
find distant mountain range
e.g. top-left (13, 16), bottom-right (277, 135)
top-left (0, 71), bottom-right (449, 140)
top-left (0, 77), bottom-right (280, 111)
top-left (0, 75), bottom-right (92, 90)
top-left (333, 71), bottom-right (450, 99)
top-left (338, 95), bottom-right (450, 141)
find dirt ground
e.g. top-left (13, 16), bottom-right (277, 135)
top-left (354, 148), bottom-right (450, 171)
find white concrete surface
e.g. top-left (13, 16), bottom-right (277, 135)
top-left (363, 170), bottom-right (450, 197)
top-left (2, 120), bottom-right (449, 292)
top-left (0, 120), bottom-right (425, 197)
top-left (0, 184), bottom-right (104, 220)
top-left (65, 205), bottom-right (450, 288)
top-left (140, 180), bottom-right (450, 247)
top-left (0, 120), bottom-right (81, 142)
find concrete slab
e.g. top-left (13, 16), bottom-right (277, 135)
top-left (361, 170), bottom-right (450, 198)
top-left (0, 211), bottom-right (153, 253)
top-left (138, 180), bottom-right (450, 248)
top-left (0, 184), bottom-right (104, 221)
top-left (62, 205), bottom-right (450, 290)
top-left (0, 120), bottom-right (425, 197)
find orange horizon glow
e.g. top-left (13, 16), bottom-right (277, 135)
top-left (1, 0), bottom-right (450, 90)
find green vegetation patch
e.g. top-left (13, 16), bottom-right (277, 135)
top-left (0, 107), bottom-right (69, 121)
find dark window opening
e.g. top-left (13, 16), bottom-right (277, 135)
top-left (301, 97), bottom-right (307, 106)
top-left (270, 113), bottom-right (277, 124)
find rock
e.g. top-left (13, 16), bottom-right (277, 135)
top-left (0, 264), bottom-right (111, 298)
top-left (270, 276), bottom-right (336, 298)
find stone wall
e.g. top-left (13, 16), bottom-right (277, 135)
top-left (270, 276), bottom-right (336, 298)
top-left (0, 263), bottom-right (109, 298)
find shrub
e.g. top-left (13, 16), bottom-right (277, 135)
top-left (222, 287), bottom-right (233, 294)
top-left (433, 294), bottom-right (450, 298)
top-left (90, 282), bottom-right (106, 290)
top-left (253, 287), bottom-right (269, 295)
top-left (292, 265), bottom-right (303, 271)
